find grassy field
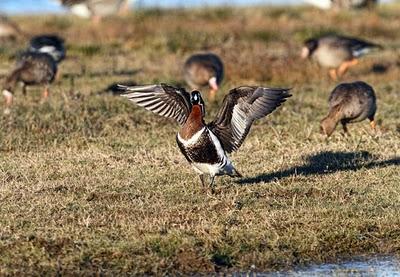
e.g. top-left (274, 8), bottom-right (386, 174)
top-left (1, 4), bottom-right (400, 275)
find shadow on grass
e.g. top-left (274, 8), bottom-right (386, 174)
top-left (238, 151), bottom-right (400, 185)
top-left (63, 68), bottom-right (142, 79)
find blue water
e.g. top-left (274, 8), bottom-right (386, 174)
top-left (273, 256), bottom-right (400, 276)
top-left (0, 0), bottom-right (395, 14)
top-left (0, 0), bottom-right (307, 14)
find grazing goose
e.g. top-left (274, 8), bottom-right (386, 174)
top-left (59, 0), bottom-right (131, 23)
top-left (301, 35), bottom-right (382, 80)
top-left (321, 81), bottom-right (377, 137)
top-left (2, 52), bottom-right (57, 114)
top-left (304, 0), bottom-right (377, 10)
top-left (332, 0), bottom-right (378, 9)
top-left (183, 53), bottom-right (224, 101)
top-left (28, 35), bottom-right (66, 63)
top-left (120, 84), bottom-right (291, 192)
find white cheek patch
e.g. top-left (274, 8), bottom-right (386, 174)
top-left (2, 90), bottom-right (13, 98)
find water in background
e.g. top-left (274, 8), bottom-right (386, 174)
top-left (3, 0), bottom-right (389, 14)
top-left (0, 0), bottom-right (395, 14)
top-left (273, 256), bottom-right (400, 276)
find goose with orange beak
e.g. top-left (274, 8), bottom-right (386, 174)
top-left (183, 53), bottom-right (224, 101)
top-left (301, 34), bottom-right (382, 80)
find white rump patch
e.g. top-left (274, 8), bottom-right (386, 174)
top-left (353, 48), bottom-right (372, 57)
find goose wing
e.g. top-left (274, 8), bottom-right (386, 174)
top-left (333, 36), bottom-right (382, 56)
top-left (208, 86), bottom-right (291, 153)
top-left (120, 84), bottom-right (192, 125)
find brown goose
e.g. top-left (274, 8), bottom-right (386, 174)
top-left (2, 52), bottom-right (57, 114)
top-left (320, 81), bottom-right (377, 137)
top-left (183, 53), bottom-right (224, 101)
top-left (59, 0), bottom-right (131, 23)
top-left (301, 35), bottom-right (382, 80)
top-left (120, 84), bottom-right (291, 192)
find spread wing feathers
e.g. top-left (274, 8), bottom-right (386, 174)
top-left (209, 86), bottom-right (291, 153)
top-left (119, 84), bottom-right (192, 125)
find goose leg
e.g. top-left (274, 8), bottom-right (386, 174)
top-left (42, 86), bottom-right (49, 99)
top-left (338, 59), bottom-right (358, 77)
top-left (199, 174), bottom-right (206, 188)
top-left (209, 176), bottom-right (216, 194)
top-left (369, 117), bottom-right (376, 130)
top-left (341, 120), bottom-right (348, 135)
top-left (329, 69), bottom-right (338, 81)
top-left (22, 84), bottom-right (27, 96)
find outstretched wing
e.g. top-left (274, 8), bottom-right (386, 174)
top-left (208, 86), bottom-right (291, 153)
top-left (120, 84), bottom-right (192, 125)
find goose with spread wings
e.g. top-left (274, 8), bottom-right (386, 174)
top-left (120, 84), bottom-right (291, 191)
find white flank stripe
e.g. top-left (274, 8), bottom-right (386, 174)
top-left (208, 130), bottom-right (226, 159)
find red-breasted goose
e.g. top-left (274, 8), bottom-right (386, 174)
top-left (120, 84), bottom-right (291, 192)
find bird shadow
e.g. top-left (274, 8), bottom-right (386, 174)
top-left (371, 63), bottom-right (389, 74)
top-left (238, 151), bottom-right (400, 185)
top-left (97, 80), bottom-right (138, 95)
top-left (62, 68), bottom-right (142, 79)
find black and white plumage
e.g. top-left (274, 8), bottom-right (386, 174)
top-left (29, 35), bottom-right (66, 63)
top-left (301, 35), bottom-right (382, 80)
top-left (120, 84), bottom-right (291, 191)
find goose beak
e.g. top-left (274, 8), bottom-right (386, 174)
top-left (301, 47), bottom-right (309, 59)
top-left (208, 77), bottom-right (219, 91)
top-left (3, 89), bottom-right (13, 103)
top-left (3, 90), bottom-right (13, 114)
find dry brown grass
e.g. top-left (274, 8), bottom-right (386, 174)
top-left (0, 4), bottom-right (400, 275)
